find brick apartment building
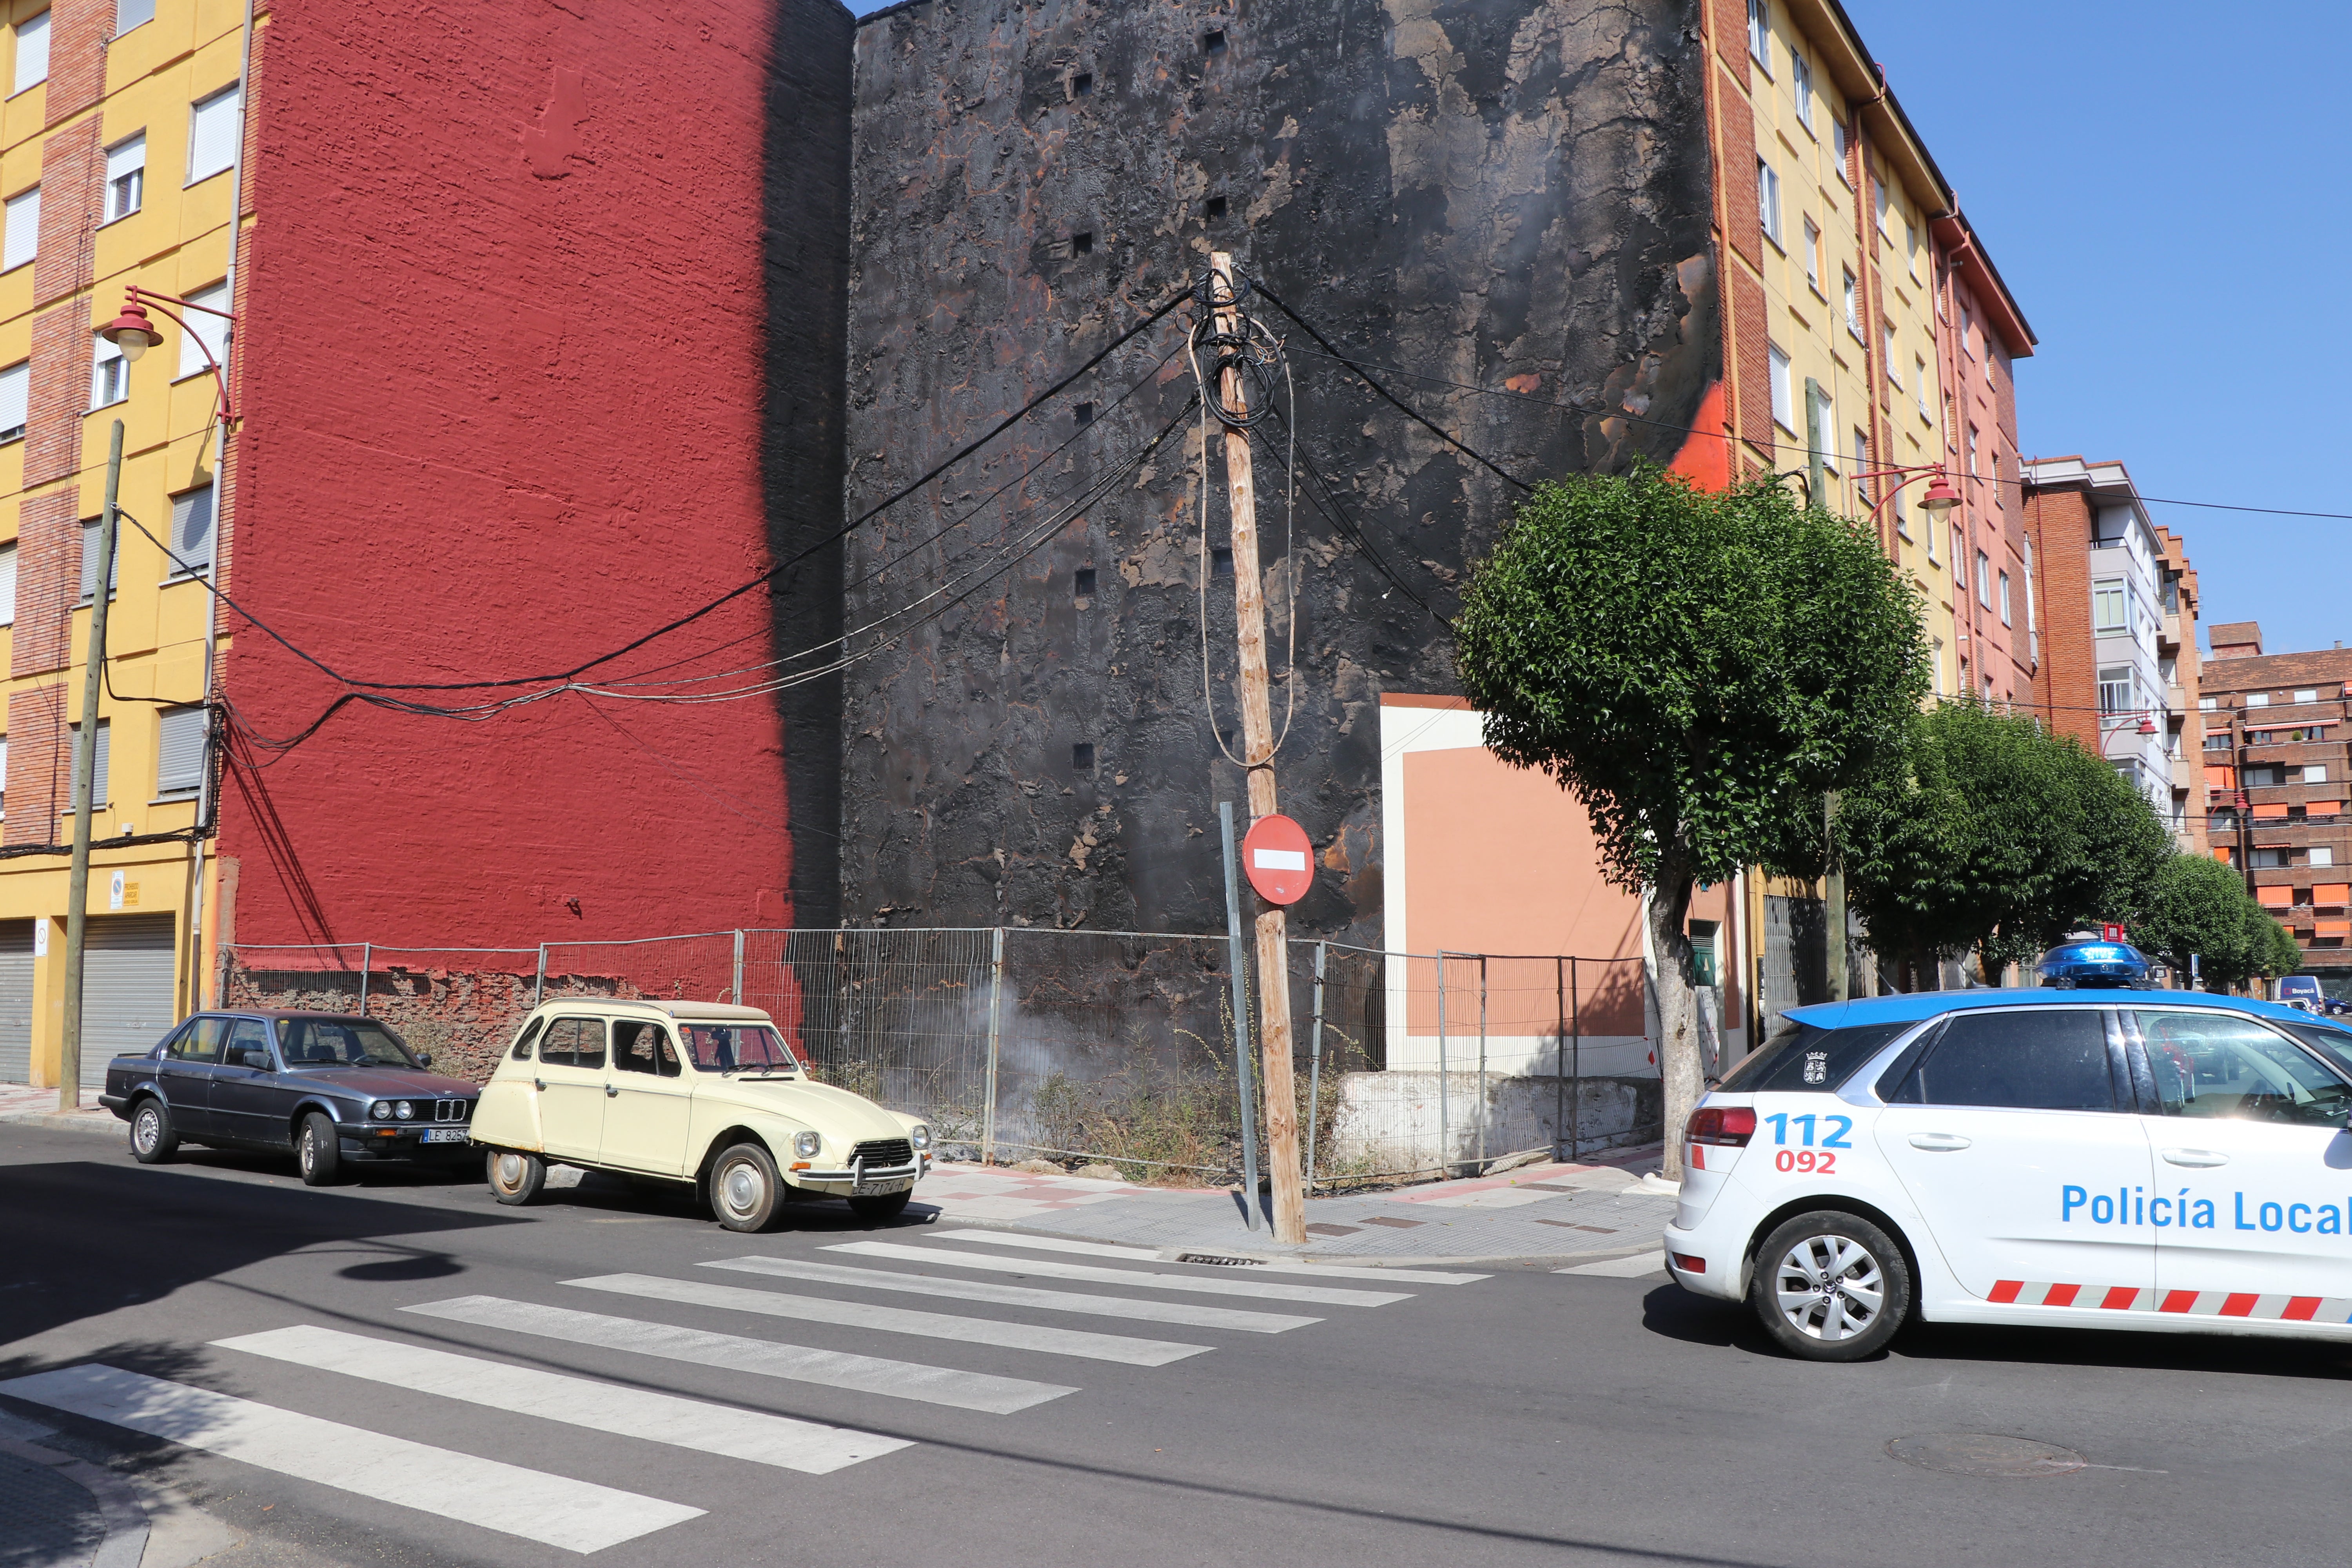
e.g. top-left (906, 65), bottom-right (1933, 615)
top-left (2198, 622), bottom-right (2352, 985)
top-left (2021, 457), bottom-right (2205, 850)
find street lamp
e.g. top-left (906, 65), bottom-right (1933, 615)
top-left (100, 285), bottom-right (236, 423)
top-left (1848, 462), bottom-right (1960, 524)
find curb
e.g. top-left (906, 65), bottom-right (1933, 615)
top-left (0, 1433), bottom-right (150, 1568)
top-left (0, 1110), bottom-right (125, 1138)
top-left (924, 1213), bottom-right (1661, 1271)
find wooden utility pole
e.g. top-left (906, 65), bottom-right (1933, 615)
top-left (1210, 254), bottom-right (1305, 1245)
top-left (60, 421), bottom-right (123, 1112)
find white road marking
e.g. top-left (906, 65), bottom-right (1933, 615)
top-left (566, 1273), bottom-right (1207, 1367)
top-left (214, 1325), bottom-right (907, 1476)
top-left (701, 1256), bottom-right (1319, 1333)
top-left (927, 1230), bottom-right (1490, 1285)
top-left (0, 1364), bottom-right (699, 1554)
top-left (827, 1241), bottom-right (1412, 1305)
top-left (1555, 1251), bottom-right (1667, 1278)
top-left (403, 1296), bottom-right (1073, 1415)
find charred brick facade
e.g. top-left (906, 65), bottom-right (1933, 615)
top-left (839, 0), bottom-right (1721, 940)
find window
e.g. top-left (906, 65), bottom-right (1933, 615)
top-left (2249, 848), bottom-right (2288, 869)
top-left (103, 134), bottom-right (143, 221)
top-left (2022, 535), bottom-right (2037, 660)
top-left (171, 1016), bottom-right (226, 1063)
top-left (1802, 219), bottom-right (1819, 292)
top-left (1915, 357), bottom-right (1929, 421)
top-left (156, 706), bottom-right (205, 797)
top-left (614, 1020), bottom-right (679, 1077)
top-left (1815, 388), bottom-right (1837, 471)
top-left (169, 483), bottom-right (214, 575)
top-left (0, 359), bottom-right (25, 443)
top-left (1884, 1009), bottom-right (2118, 1112)
top-left (1851, 427), bottom-right (1870, 504)
top-left (1950, 524), bottom-right (1964, 575)
top-left (187, 84), bottom-right (241, 184)
top-left (536, 1017), bottom-right (607, 1071)
top-left (2098, 666), bottom-right (2133, 715)
top-left (1768, 344), bottom-right (1793, 432)
top-left (67, 719), bottom-right (109, 808)
top-left (115, 0), bottom-right (154, 34)
top-left (1985, 342), bottom-right (1997, 387)
top-left (2314, 847), bottom-right (2337, 868)
top-left (1975, 550), bottom-right (1991, 608)
top-left (1831, 118), bottom-right (1850, 183)
top-left (176, 282), bottom-right (229, 381)
top-left (1716, 1018), bottom-right (1911, 1094)
top-left (1904, 218), bottom-right (1919, 276)
top-left (1998, 570), bottom-right (2011, 626)
top-left (0, 542), bottom-right (13, 626)
top-left (2092, 579), bottom-right (2126, 633)
top-left (2199, 696), bottom-right (2218, 711)
top-left (2138, 1012), bottom-right (2352, 1125)
top-left (1924, 510), bottom-right (1936, 561)
top-left (1747, 0), bottom-right (1769, 68)
top-left (11, 11), bottom-right (46, 96)
top-left (2307, 765), bottom-right (2330, 784)
top-left (2, 186), bottom-right (35, 272)
top-left (1966, 424), bottom-right (1980, 476)
top-left (2246, 692), bottom-right (2270, 707)
top-left (1842, 269), bottom-right (1860, 339)
top-left (508, 1018), bottom-right (544, 1062)
top-left (1756, 158), bottom-right (1780, 246)
top-left (1930, 638), bottom-right (1944, 695)
top-left (1790, 51), bottom-right (1813, 131)
top-left (1872, 173), bottom-right (1889, 236)
top-left (79, 519), bottom-right (118, 601)
top-left (91, 337), bottom-right (127, 409)
top-left (2204, 731), bottom-right (2231, 751)
top-left (1883, 324), bottom-right (1899, 387)
top-left (2296, 688), bottom-right (2319, 704)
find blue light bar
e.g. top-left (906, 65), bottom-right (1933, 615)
top-left (2038, 939), bottom-right (2153, 989)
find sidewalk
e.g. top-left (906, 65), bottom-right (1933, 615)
top-left (0, 1083), bottom-right (123, 1138)
top-left (913, 1145), bottom-right (1680, 1265)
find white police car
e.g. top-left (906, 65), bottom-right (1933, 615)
top-left (1664, 944), bottom-right (2352, 1360)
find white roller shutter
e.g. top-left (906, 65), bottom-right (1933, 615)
top-left (82, 913), bottom-right (176, 1088)
top-left (0, 920), bottom-right (30, 1085)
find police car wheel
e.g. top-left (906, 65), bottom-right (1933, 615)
top-left (1750, 1210), bottom-right (1910, 1362)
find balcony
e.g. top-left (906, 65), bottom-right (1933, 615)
top-left (2159, 610), bottom-right (2182, 652)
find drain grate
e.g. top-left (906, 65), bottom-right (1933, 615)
top-left (1175, 1252), bottom-right (1266, 1267)
top-left (1887, 1434), bottom-right (2086, 1479)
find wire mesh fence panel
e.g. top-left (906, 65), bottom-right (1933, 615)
top-left (540, 933), bottom-right (740, 1009)
top-left (989, 929), bottom-right (1245, 1181)
top-left (223, 945), bottom-right (543, 1083)
top-left (738, 928), bottom-right (997, 1156)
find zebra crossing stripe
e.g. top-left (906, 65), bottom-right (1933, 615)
top-left (700, 1256), bottom-right (1321, 1334)
top-left (403, 1295), bottom-right (1075, 1415)
top-left (566, 1273), bottom-right (1210, 1367)
top-left (0, 1364), bottom-right (701, 1554)
top-left (214, 1325), bottom-right (909, 1475)
top-left (826, 1241), bottom-right (1412, 1306)
top-left (924, 1230), bottom-right (1490, 1285)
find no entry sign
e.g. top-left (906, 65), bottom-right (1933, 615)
top-left (1242, 813), bottom-right (1314, 906)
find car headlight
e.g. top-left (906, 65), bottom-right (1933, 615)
top-left (909, 1123), bottom-right (932, 1151)
top-left (369, 1100), bottom-right (393, 1120)
top-left (793, 1130), bottom-right (820, 1159)
top-left (394, 1101), bottom-right (414, 1121)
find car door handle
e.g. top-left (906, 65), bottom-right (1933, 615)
top-left (533, 1078), bottom-right (545, 1092)
top-left (2162, 1149), bottom-right (2229, 1168)
top-left (1908, 1133), bottom-right (1972, 1151)
top-left (605, 1083), bottom-right (619, 1097)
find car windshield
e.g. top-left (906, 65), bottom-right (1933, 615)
top-left (681, 1024), bottom-right (802, 1074)
top-left (2285, 1021), bottom-right (2352, 1080)
top-left (277, 1018), bottom-right (418, 1069)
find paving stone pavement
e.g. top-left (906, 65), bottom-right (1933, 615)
top-left (0, 1445), bottom-right (105, 1568)
top-left (916, 1149), bottom-right (1679, 1263)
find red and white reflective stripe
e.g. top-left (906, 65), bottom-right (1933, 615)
top-left (1988, 1280), bottom-right (2352, 1321)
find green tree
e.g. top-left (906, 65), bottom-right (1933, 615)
top-left (2131, 853), bottom-right (2258, 987)
top-left (1836, 701), bottom-right (2171, 986)
top-left (1453, 466), bottom-right (1927, 1177)
top-left (2252, 908), bottom-right (2305, 986)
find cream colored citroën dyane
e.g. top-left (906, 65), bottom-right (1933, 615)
top-left (471, 999), bottom-right (932, 1231)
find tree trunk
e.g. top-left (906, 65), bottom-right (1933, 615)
top-left (1649, 868), bottom-right (1700, 1182)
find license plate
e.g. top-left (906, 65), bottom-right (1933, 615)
top-left (421, 1128), bottom-right (470, 1145)
top-left (851, 1177), bottom-right (913, 1196)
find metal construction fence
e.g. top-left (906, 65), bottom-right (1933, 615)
top-left (223, 928), bottom-right (1669, 1187)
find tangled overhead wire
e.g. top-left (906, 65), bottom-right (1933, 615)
top-left (1188, 267), bottom-right (1285, 432)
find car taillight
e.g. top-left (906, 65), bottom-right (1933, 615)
top-left (1686, 1105), bottom-right (1755, 1147)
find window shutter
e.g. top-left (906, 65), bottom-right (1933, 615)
top-left (0, 361), bottom-right (25, 440)
top-left (0, 543), bottom-right (15, 627)
top-left (105, 134), bottom-right (143, 187)
top-left (115, 0), bottom-right (155, 34)
top-left (176, 283), bottom-right (229, 380)
top-left (171, 484), bottom-right (214, 573)
top-left (188, 85), bottom-right (241, 183)
top-left (157, 706), bottom-right (206, 795)
top-left (3, 187), bottom-right (37, 272)
top-left (12, 12), bottom-right (48, 96)
top-left (70, 721), bottom-right (109, 808)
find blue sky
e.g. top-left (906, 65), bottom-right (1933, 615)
top-left (839, 0), bottom-right (2348, 655)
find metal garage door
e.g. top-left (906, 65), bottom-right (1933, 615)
top-left (0, 920), bottom-right (30, 1085)
top-left (83, 913), bottom-right (178, 1089)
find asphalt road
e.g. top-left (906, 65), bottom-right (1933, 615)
top-left (3, 1122), bottom-right (2348, 1568)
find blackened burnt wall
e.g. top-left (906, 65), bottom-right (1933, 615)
top-left (842, 0), bottom-right (1717, 939)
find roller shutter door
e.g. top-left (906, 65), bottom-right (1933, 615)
top-left (82, 913), bottom-right (177, 1089)
top-left (0, 920), bottom-right (30, 1085)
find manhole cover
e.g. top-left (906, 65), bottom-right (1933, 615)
top-left (1174, 1252), bottom-right (1265, 1267)
top-left (1887, 1434), bottom-right (2085, 1479)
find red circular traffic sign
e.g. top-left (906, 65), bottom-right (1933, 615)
top-left (1242, 813), bottom-right (1314, 906)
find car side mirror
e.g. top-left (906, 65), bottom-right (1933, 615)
top-left (415, 1053), bottom-right (432, 1067)
top-left (232, 1047), bottom-right (269, 1070)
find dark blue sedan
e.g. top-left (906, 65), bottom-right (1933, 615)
top-left (100, 1010), bottom-right (481, 1185)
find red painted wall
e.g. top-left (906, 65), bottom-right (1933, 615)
top-left (221, 0), bottom-right (849, 950)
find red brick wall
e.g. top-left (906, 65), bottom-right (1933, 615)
top-left (42, 0), bottom-right (106, 127)
top-left (1717, 64), bottom-right (1759, 270)
top-left (2025, 485), bottom-right (2099, 753)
